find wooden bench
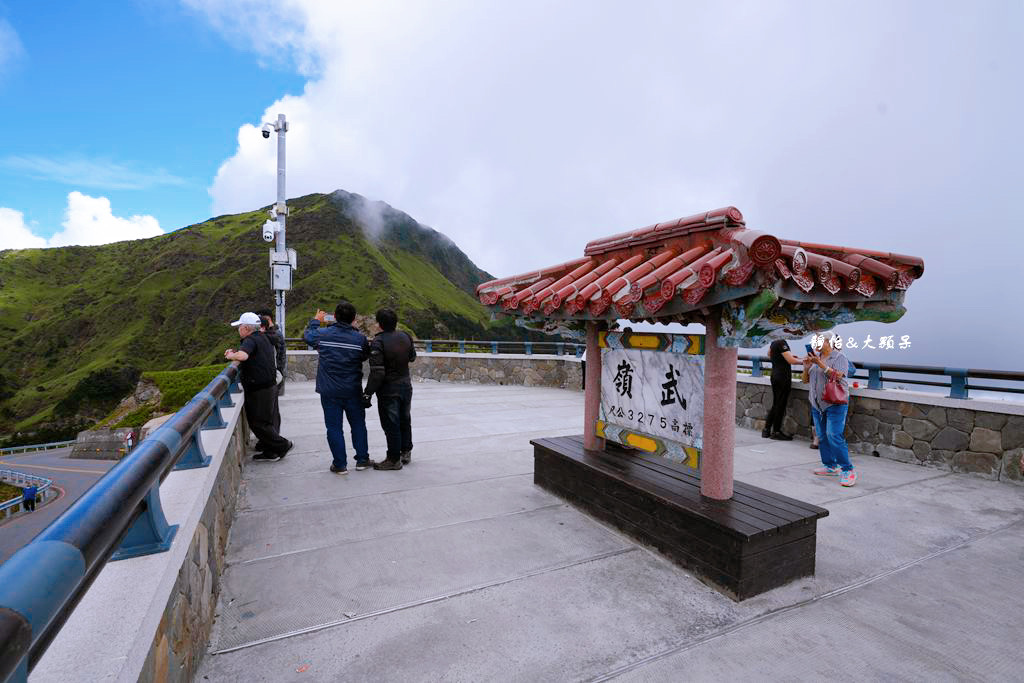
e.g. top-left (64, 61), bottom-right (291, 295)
top-left (532, 435), bottom-right (829, 600)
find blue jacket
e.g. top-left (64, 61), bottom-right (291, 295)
top-left (304, 320), bottom-right (370, 398)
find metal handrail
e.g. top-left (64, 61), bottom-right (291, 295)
top-left (285, 337), bottom-right (586, 357)
top-left (283, 338), bottom-right (1022, 400)
top-left (738, 354), bottom-right (1024, 400)
top-left (0, 363), bottom-right (240, 682)
top-left (0, 441), bottom-right (77, 456)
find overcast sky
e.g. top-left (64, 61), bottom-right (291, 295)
top-left (2, 1), bottom-right (1020, 371)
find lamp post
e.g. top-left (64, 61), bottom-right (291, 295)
top-left (261, 113), bottom-right (294, 336)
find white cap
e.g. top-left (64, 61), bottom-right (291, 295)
top-left (231, 312), bottom-right (262, 327)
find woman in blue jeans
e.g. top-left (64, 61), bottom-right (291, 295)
top-left (806, 335), bottom-right (856, 486)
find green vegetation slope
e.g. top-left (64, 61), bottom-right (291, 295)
top-left (0, 189), bottom-right (519, 442)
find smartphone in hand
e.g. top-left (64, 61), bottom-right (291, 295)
top-left (805, 343), bottom-right (816, 356)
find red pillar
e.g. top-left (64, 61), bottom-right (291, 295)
top-left (701, 314), bottom-right (735, 500)
top-left (583, 321), bottom-right (604, 451)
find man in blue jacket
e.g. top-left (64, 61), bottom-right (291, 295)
top-left (304, 301), bottom-right (373, 474)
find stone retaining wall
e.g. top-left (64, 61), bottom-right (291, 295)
top-left (285, 351), bottom-right (1023, 485)
top-left (736, 377), bottom-right (1023, 485)
top-left (286, 351), bottom-right (584, 391)
top-left (138, 412), bottom-right (249, 682)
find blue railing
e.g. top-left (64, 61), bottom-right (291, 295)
top-left (0, 363), bottom-right (241, 682)
top-left (286, 338), bottom-right (1021, 400)
top-left (0, 470), bottom-right (55, 521)
top-left (0, 440), bottom-right (76, 456)
top-left (741, 354), bottom-right (1023, 400)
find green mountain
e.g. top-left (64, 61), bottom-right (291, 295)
top-left (0, 189), bottom-right (519, 443)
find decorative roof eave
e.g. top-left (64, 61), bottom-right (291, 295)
top-left (478, 207), bottom-right (923, 347)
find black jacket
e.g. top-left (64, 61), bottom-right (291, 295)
top-left (239, 332), bottom-right (278, 391)
top-left (264, 325), bottom-right (287, 374)
top-left (365, 331), bottom-right (416, 397)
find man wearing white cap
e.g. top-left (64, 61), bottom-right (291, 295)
top-left (225, 312), bottom-right (292, 461)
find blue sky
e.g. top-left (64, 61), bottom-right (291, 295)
top-left (0, 1), bottom-right (303, 239)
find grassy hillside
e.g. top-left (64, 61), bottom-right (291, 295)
top-left (0, 190), bottom-right (521, 442)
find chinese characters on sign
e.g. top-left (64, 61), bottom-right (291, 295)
top-left (600, 333), bottom-right (705, 457)
top-left (811, 333), bottom-right (911, 351)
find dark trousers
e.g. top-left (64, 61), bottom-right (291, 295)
top-left (377, 384), bottom-right (413, 462)
top-left (245, 385), bottom-right (290, 454)
top-left (320, 395), bottom-right (369, 468)
top-left (23, 497), bottom-right (35, 512)
top-left (766, 376), bottom-right (791, 434)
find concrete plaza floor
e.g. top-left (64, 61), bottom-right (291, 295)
top-left (198, 380), bottom-right (1023, 682)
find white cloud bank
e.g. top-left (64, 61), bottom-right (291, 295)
top-left (0, 192), bottom-right (163, 250)
top-left (186, 0), bottom-right (1021, 366)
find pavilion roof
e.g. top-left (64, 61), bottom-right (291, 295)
top-left (476, 207), bottom-right (924, 346)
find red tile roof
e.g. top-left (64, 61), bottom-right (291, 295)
top-left (476, 207), bottom-right (924, 331)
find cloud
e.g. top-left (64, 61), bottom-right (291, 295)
top-left (0, 19), bottom-right (24, 76)
top-left (189, 1), bottom-right (1022, 367)
top-left (0, 192), bottom-right (163, 250)
top-left (1, 155), bottom-right (187, 191)
top-left (0, 207), bottom-right (46, 250)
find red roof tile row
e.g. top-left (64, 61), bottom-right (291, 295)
top-left (476, 207), bottom-right (924, 322)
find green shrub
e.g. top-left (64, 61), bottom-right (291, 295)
top-left (144, 364), bottom-right (228, 413)
top-left (0, 482), bottom-right (24, 503)
top-left (112, 404), bottom-right (159, 429)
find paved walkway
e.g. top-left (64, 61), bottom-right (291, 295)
top-left (0, 448), bottom-right (116, 564)
top-left (198, 381), bottom-right (1023, 682)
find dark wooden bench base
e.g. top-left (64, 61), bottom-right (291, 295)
top-left (532, 435), bottom-right (829, 601)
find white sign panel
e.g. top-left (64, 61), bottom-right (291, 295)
top-left (600, 347), bottom-right (705, 451)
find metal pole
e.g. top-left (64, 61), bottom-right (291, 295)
top-left (275, 113), bottom-right (287, 336)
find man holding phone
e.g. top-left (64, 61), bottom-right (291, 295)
top-left (304, 301), bottom-right (373, 474)
top-left (762, 339), bottom-right (805, 440)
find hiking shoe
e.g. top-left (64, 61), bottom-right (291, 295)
top-left (355, 460), bottom-right (374, 471)
top-left (253, 452), bottom-right (282, 462)
top-left (279, 440), bottom-right (294, 458)
top-left (400, 450), bottom-right (412, 465)
top-left (813, 466), bottom-right (840, 476)
top-left (770, 432), bottom-right (793, 441)
top-left (330, 464), bottom-right (348, 474)
top-left (840, 470), bottom-right (857, 487)
top-left (373, 459), bottom-right (403, 471)
top-left (761, 429), bottom-right (771, 439)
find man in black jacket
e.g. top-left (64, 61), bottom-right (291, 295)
top-left (364, 308), bottom-right (416, 470)
top-left (225, 312), bottom-right (292, 461)
top-left (256, 308), bottom-right (287, 396)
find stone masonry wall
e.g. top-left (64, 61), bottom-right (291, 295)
top-left (286, 352), bottom-right (1022, 485)
top-left (736, 378), bottom-right (1023, 485)
top-left (286, 351), bottom-right (584, 392)
top-left (137, 413), bottom-right (249, 683)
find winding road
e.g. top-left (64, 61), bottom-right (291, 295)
top-left (0, 447), bottom-right (117, 564)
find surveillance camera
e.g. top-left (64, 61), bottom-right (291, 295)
top-left (262, 219), bottom-right (276, 242)
top-left (261, 123), bottom-right (274, 139)
top-left (262, 130), bottom-right (271, 139)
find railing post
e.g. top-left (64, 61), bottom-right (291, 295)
top-left (110, 486), bottom-right (179, 561)
top-left (556, 342), bottom-right (564, 356)
top-left (202, 402), bottom-right (227, 430)
top-left (947, 368), bottom-right (969, 399)
top-left (868, 366), bottom-right (883, 390)
top-left (751, 358), bottom-right (762, 377)
top-left (426, 340), bottom-right (433, 352)
top-left (229, 378), bottom-right (242, 394)
top-left (459, 340), bottom-right (466, 354)
top-left (575, 344), bottom-right (585, 358)
top-left (524, 342), bottom-right (533, 355)
top-left (218, 389), bottom-right (235, 408)
top-left (491, 341), bottom-right (498, 354)
top-left (173, 431), bottom-right (212, 470)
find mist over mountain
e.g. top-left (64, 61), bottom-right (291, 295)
top-left (0, 190), bottom-right (523, 442)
